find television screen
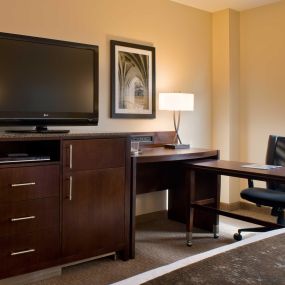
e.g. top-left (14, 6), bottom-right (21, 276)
top-left (0, 32), bottom-right (98, 132)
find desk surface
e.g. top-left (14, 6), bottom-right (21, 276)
top-left (191, 160), bottom-right (285, 181)
top-left (132, 147), bottom-right (218, 163)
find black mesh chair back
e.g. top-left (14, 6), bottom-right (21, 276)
top-left (266, 135), bottom-right (285, 191)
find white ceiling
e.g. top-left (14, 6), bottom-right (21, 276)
top-left (171, 0), bottom-right (281, 12)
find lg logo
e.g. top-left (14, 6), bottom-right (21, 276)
top-left (43, 113), bottom-right (49, 117)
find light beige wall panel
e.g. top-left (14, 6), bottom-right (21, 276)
top-left (212, 9), bottom-right (241, 203)
top-left (212, 10), bottom-right (230, 155)
top-left (228, 10), bottom-right (241, 203)
top-left (0, 0), bottom-right (212, 147)
top-left (212, 10), bottom-right (230, 203)
top-left (240, 1), bottom-right (285, 165)
top-left (0, 0), bottom-right (212, 214)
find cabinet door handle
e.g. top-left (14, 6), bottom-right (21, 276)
top-left (69, 144), bottom-right (73, 169)
top-left (11, 215), bottom-right (36, 222)
top-left (11, 249), bottom-right (36, 256)
top-left (69, 176), bottom-right (73, 201)
top-left (11, 182), bottom-right (36, 188)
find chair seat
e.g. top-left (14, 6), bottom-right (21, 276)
top-left (241, 187), bottom-right (285, 208)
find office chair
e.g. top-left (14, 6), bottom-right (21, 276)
top-left (233, 135), bottom-right (285, 241)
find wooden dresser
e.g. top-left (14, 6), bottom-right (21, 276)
top-left (0, 133), bottom-right (130, 279)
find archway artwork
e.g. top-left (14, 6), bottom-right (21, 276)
top-left (111, 41), bottom-right (155, 118)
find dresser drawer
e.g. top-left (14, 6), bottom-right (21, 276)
top-left (0, 228), bottom-right (59, 278)
top-left (0, 165), bottom-right (59, 202)
top-left (63, 138), bottom-right (126, 171)
top-left (0, 197), bottom-right (59, 237)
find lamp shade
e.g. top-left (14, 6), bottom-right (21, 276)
top-left (159, 93), bottom-right (194, 111)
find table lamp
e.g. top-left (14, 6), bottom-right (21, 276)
top-left (159, 92), bottom-right (194, 149)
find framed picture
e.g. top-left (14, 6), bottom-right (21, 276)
top-left (110, 40), bottom-right (156, 118)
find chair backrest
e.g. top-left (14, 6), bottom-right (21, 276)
top-left (266, 135), bottom-right (285, 190)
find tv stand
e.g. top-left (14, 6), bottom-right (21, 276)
top-left (5, 125), bottom-right (70, 134)
top-left (0, 133), bottom-right (130, 280)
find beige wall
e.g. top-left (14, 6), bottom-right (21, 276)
top-left (240, 1), bottom-right (285, 166)
top-left (0, 0), bottom-right (212, 214)
top-left (212, 10), bottom-right (230, 203)
top-left (212, 9), bottom-right (240, 203)
top-left (212, 2), bottom-right (285, 204)
top-left (3, 0), bottom-right (283, 210)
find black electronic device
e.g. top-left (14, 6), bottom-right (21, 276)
top-left (0, 32), bottom-right (99, 133)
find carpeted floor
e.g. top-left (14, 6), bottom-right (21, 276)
top-left (141, 231), bottom-right (285, 285)
top-left (26, 211), bottom-right (264, 285)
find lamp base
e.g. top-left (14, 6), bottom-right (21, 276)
top-left (164, 143), bottom-right (190, 149)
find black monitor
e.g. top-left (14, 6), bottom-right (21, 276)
top-left (0, 32), bottom-right (98, 133)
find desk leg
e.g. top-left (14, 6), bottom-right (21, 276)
top-left (186, 169), bottom-right (221, 246)
top-left (213, 173), bottom-right (221, 238)
top-left (186, 169), bottom-right (195, 246)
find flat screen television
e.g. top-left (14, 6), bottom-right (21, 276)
top-left (0, 32), bottom-right (98, 133)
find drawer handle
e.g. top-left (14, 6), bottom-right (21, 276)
top-left (69, 144), bottom-right (73, 169)
top-left (11, 182), bottom-right (36, 188)
top-left (69, 176), bottom-right (73, 201)
top-left (11, 216), bottom-right (36, 222)
top-left (11, 249), bottom-right (36, 256)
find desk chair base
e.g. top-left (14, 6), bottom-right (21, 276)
top-left (233, 226), bottom-right (275, 241)
top-left (234, 207), bottom-right (284, 241)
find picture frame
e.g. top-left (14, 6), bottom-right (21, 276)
top-left (110, 40), bottom-right (156, 118)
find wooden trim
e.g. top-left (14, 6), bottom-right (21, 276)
top-left (136, 210), bottom-right (167, 225)
top-left (240, 201), bottom-right (271, 215)
top-left (220, 201), bottom-right (272, 215)
top-left (220, 202), bottom-right (241, 211)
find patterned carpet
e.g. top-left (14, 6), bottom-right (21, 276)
top-left (23, 212), bottom-right (255, 285)
top-left (142, 231), bottom-right (285, 285)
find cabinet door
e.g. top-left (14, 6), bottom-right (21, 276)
top-left (62, 167), bottom-right (126, 258)
top-left (63, 139), bottom-right (126, 171)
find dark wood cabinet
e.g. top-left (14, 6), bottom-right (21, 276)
top-left (0, 133), bottom-right (131, 280)
top-left (62, 138), bottom-right (129, 262)
top-left (62, 168), bottom-right (126, 258)
top-left (63, 138), bottom-right (126, 171)
top-left (0, 163), bottom-right (60, 278)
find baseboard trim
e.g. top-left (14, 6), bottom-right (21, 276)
top-left (239, 201), bottom-right (271, 215)
top-left (1, 267), bottom-right (61, 285)
top-left (136, 210), bottom-right (168, 225)
top-left (220, 202), bottom-right (241, 211)
top-left (220, 201), bottom-right (272, 215)
top-left (1, 252), bottom-right (116, 285)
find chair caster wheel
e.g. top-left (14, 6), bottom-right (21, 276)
top-left (233, 233), bottom-right (242, 241)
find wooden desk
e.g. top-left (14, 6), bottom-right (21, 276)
top-left (130, 147), bottom-right (219, 258)
top-left (187, 160), bottom-right (285, 245)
